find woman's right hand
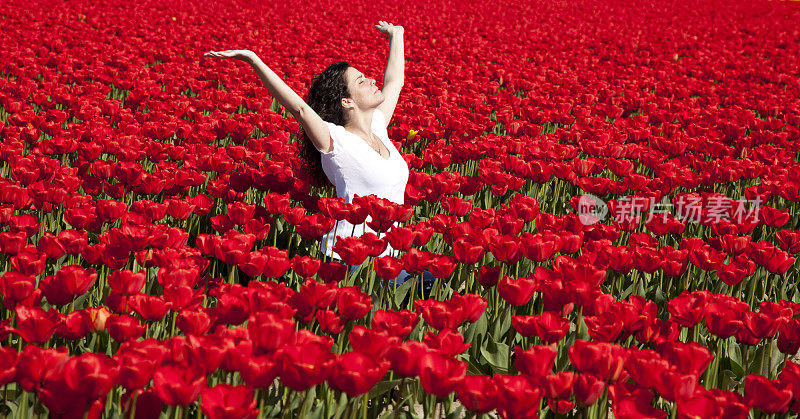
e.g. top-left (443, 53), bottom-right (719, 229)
top-left (203, 50), bottom-right (255, 63)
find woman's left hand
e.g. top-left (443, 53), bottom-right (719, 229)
top-left (375, 21), bottom-right (404, 37)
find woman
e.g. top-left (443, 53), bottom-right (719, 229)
top-left (205, 21), bottom-right (434, 296)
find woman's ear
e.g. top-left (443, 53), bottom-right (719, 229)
top-left (341, 97), bottom-right (354, 110)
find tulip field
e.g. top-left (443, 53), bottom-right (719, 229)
top-left (3, 0), bottom-right (800, 417)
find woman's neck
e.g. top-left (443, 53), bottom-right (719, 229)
top-left (343, 109), bottom-right (374, 138)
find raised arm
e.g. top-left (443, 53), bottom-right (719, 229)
top-left (374, 22), bottom-right (404, 127)
top-left (204, 50), bottom-right (332, 153)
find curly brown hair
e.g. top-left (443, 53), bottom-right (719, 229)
top-left (298, 61), bottom-right (352, 187)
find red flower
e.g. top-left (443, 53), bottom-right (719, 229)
top-left (659, 342), bottom-right (713, 377)
top-left (291, 256), bottom-right (320, 278)
top-left (247, 312), bottom-right (295, 353)
top-left (386, 340), bottom-right (429, 377)
top-left (520, 232), bottom-right (557, 262)
top-left (371, 309), bottom-right (419, 338)
top-left (574, 373), bottom-right (605, 406)
top-left (63, 353), bottom-right (119, 400)
top-left (456, 375), bottom-right (498, 414)
top-left (40, 265), bottom-right (97, 306)
top-left (745, 374), bottom-right (793, 414)
top-left (200, 384), bottom-right (258, 419)
top-left (316, 310), bottom-right (346, 334)
top-left (0, 347), bottom-right (19, 387)
top-left (486, 234), bottom-right (523, 264)
top-left (494, 374), bottom-right (543, 418)
top-left (328, 352), bottom-right (390, 397)
top-left (332, 236), bottom-right (371, 266)
top-left (0, 271), bottom-right (35, 309)
top-left (108, 270), bottom-right (146, 296)
top-left (418, 353), bottom-right (466, 398)
top-left (514, 344), bottom-right (558, 378)
top-left (239, 354), bottom-right (277, 388)
top-left (568, 340), bottom-right (627, 382)
top-left (511, 312), bottom-right (570, 343)
top-left (15, 305), bottom-right (62, 344)
top-left (374, 255), bottom-right (404, 280)
top-left (497, 275), bottom-right (536, 306)
top-left (336, 286), bottom-right (372, 321)
top-left (452, 237), bottom-right (485, 264)
top-left (107, 314), bottom-right (147, 342)
top-left (608, 382), bottom-right (667, 419)
top-left (423, 329), bottom-right (471, 357)
top-left (152, 364), bottom-right (207, 406)
top-left (275, 339), bottom-right (333, 391)
top-left (116, 341), bottom-right (166, 391)
top-left (544, 371), bottom-right (577, 400)
top-left (130, 294), bottom-right (170, 321)
top-left (349, 325), bottom-right (400, 358)
top-left (385, 225), bottom-right (416, 251)
top-left (667, 291), bottom-right (709, 328)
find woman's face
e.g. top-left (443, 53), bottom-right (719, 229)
top-left (342, 66), bottom-right (384, 112)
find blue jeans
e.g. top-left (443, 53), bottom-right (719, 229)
top-left (318, 253), bottom-right (436, 301)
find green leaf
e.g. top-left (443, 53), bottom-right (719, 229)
top-left (728, 341), bottom-right (742, 367)
top-left (444, 404), bottom-right (465, 419)
top-left (480, 333), bottom-right (510, 374)
top-left (333, 392), bottom-right (348, 419)
top-left (465, 353), bottom-right (485, 375)
top-left (719, 369), bottom-right (738, 390)
top-left (728, 356), bottom-right (745, 378)
top-left (368, 379), bottom-right (402, 400)
top-left (393, 278), bottom-right (415, 310)
top-left (491, 307), bottom-right (511, 340)
top-left (306, 400), bottom-right (326, 419)
top-left (463, 311), bottom-right (488, 344)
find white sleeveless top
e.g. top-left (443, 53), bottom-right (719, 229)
top-left (318, 108), bottom-right (410, 260)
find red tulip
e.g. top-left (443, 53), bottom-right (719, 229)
top-left (316, 309), bottom-right (346, 334)
top-left (292, 255), bottom-right (321, 278)
top-left (494, 374), bottom-right (543, 418)
top-left (384, 225), bottom-right (416, 251)
top-left (514, 344), bottom-right (558, 378)
top-left (15, 305), bottom-right (62, 344)
top-left (544, 371), bottom-right (577, 399)
top-left (152, 364), bottom-right (207, 406)
top-left (108, 270), bottom-right (147, 296)
top-left (17, 345), bottom-right (69, 392)
top-left (247, 312), bottom-right (295, 353)
top-left (0, 347), bottom-right (19, 387)
top-left (275, 339), bottom-right (333, 391)
top-left (349, 325), bottom-right (400, 358)
top-left (0, 271), bottom-right (35, 308)
top-left (745, 374), bottom-right (793, 414)
top-left (423, 329), bottom-right (471, 357)
top-left (418, 352), bottom-right (466, 398)
top-left (456, 374), bottom-right (498, 414)
top-left (452, 237), bottom-right (485, 264)
top-left (574, 373), bottom-right (605, 406)
top-left (371, 309), bottom-right (419, 338)
top-left (200, 384), bottom-right (258, 419)
top-left (387, 341), bottom-right (430, 377)
top-left (40, 265), bottom-right (97, 306)
top-left (511, 312), bottom-right (570, 343)
top-left (64, 353), bottom-right (119, 400)
top-left (667, 291), bottom-right (709, 328)
top-left (328, 352), bottom-right (390, 397)
top-left (568, 340), bottom-right (627, 382)
top-left (497, 275), bottom-right (536, 306)
top-left (336, 286), bottom-right (372, 320)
